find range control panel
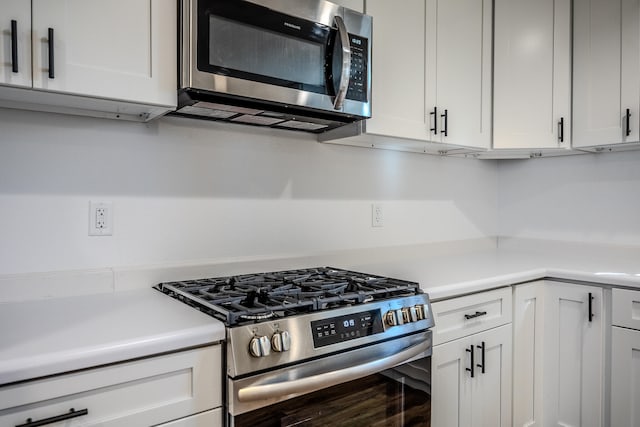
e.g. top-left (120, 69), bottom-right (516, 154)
top-left (346, 34), bottom-right (369, 102)
top-left (311, 309), bottom-right (383, 348)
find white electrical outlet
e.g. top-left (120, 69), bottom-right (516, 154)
top-left (372, 203), bottom-right (384, 227)
top-left (89, 201), bottom-right (113, 236)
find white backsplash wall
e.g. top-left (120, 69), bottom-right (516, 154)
top-left (0, 108), bottom-right (498, 275)
top-left (498, 150), bottom-right (640, 245)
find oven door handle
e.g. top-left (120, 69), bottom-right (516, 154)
top-left (237, 338), bottom-right (430, 402)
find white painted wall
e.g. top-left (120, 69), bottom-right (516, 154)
top-left (498, 150), bottom-right (640, 245)
top-left (0, 108), bottom-right (498, 275)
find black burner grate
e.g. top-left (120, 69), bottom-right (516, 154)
top-left (155, 267), bottom-right (421, 326)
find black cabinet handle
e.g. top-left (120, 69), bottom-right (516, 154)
top-left (626, 108), bottom-right (631, 137)
top-left (558, 117), bottom-right (565, 143)
top-left (464, 310), bottom-right (487, 320)
top-left (588, 292), bottom-right (594, 322)
top-left (16, 408), bottom-right (88, 427)
top-left (430, 106), bottom-right (438, 135)
top-left (477, 341), bottom-right (486, 374)
top-left (441, 109), bottom-right (448, 137)
top-left (48, 28), bottom-right (55, 79)
top-left (11, 20), bottom-right (18, 73)
top-left (466, 345), bottom-right (475, 378)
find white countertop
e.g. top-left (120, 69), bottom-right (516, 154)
top-left (1, 237), bottom-right (639, 386)
top-left (0, 288), bottom-right (225, 385)
top-left (344, 238), bottom-right (640, 300)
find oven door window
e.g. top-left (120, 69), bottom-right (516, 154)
top-left (198, 0), bottom-right (332, 95)
top-left (232, 357), bottom-right (431, 427)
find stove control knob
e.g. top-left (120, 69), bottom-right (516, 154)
top-left (271, 331), bottom-right (291, 352)
top-left (415, 304), bottom-right (428, 321)
top-left (249, 336), bottom-right (271, 357)
top-left (384, 309), bottom-right (405, 327)
top-left (402, 306), bottom-right (418, 323)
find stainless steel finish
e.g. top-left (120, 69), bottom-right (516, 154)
top-left (179, 0), bottom-right (372, 123)
top-left (227, 294), bottom-right (433, 378)
top-left (229, 330), bottom-right (432, 415)
top-left (332, 15), bottom-right (351, 110)
top-left (271, 330), bottom-right (291, 352)
top-left (249, 336), bottom-right (271, 357)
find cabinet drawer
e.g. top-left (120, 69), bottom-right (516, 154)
top-left (0, 345), bottom-right (221, 427)
top-left (612, 288), bottom-right (640, 330)
top-left (431, 287), bottom-right (512, 345)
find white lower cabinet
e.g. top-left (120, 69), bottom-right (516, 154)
top-left (611, 288), bottom-right (640, 427)
top-left (513, 281), bottom-right (604, 427)
top-left (432, 324), bottom-right (512, 427)
top-left (157, 408), bottom-right (223, 427)
top-left (431, 288), bottom-right (512, 427)
top-left (0, 345), bottom-right (222, 427)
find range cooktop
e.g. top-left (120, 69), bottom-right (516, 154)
top-left (154, 267), bottom-right (423, 326)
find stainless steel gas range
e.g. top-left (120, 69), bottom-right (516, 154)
top-left (155, 267), bottom-right (434, 426)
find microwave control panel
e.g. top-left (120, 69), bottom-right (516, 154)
top-left (311, 309), bottom-right (383, 348)
top-left (346, 34), bottom-right (369, 102)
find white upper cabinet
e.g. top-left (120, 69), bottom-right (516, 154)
top-left (425, 0), bottom-right (492, 149)
top-left (0, 0), bottom-right (176, 121)
top-left (573, 0), bottom-right (640, 148)
top-left (493, 0), bottom-right (571, 150)
top-left (31, 0), bottom-right (176, 108)
top-left (0, 1), bottom-right (31, 88)
top-left (365, 0), bottom-right (428, 141)
top-left (364, 0), bottom-right (491, 149)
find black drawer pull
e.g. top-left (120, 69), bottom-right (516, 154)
top-left (588, 292), bottom-right (594, 322)
top-left (441, 109), bottom-right (448, 137)
top-left (558, 117), bottom-right (565, 143)
top-left (477, 341), bottom-right (486, 374)
top-left (11, 20), bottom-right (18, 73)
top-left (47, 27), bottom-right (55, 79)
top-left (626, 108), bottom-right (632, 137)
top-left (16, 408), bottom-right (88, 427)
top-left (430, 106), bottom-right (438, 135)
top-left (466, 345), bottom-right (474, 378)
top-left (464, 310), bottom-right (487, 320)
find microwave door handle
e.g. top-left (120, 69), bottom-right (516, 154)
top-left (237, 339), bottom-right (430, 402)
top-left (332, 15), bottom-right (351, 110)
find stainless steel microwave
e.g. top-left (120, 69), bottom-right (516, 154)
top-left (176, 0), bottom-right (372, 135)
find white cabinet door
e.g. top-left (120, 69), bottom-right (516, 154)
top-left (364, 0), bottom-right (428, 141)
top-left (514, 281), bottom-right (604, 427)
top-left (493, 0), bottom-right (571, 149)
top-left (432, 332), bottom-right (474, 427)
top-left (432, 324), bottom-right (511, 427)
top-left (31, 0), bottom-right (176, 108)
top-left (425, 0), bottom-right (492, 149)
top-left (513, 282), bottom-right (545, 427)
top-left (611, 326), bottom-right (640, 427)
top-left (0, 1), bottom-right (31, 88)
top-left (157, 408), bottom-right (223, 427)
top-left (543, 283), bottom-right (603, 427)
top-left (573, 0), bottom-right (640, 147)
top-left (470, 325), bottom-right (512, 427)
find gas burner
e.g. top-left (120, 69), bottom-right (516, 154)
top-left (155, 267), bottom-right (421, 326)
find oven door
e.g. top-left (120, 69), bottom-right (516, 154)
top-left (228, 331), bottom-right (431, 427)
top-left (183, 0), bottom-right (370, 116)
